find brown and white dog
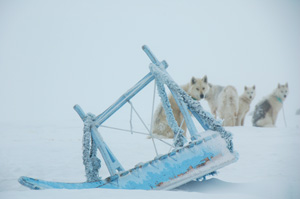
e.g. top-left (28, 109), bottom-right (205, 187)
top-left (151, 76), bottom-right (209, 138)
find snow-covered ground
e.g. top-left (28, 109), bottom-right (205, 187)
top-left (1, 0), bottom-right (300, 198)
top-left (0, 113), bottom-right (300, 199)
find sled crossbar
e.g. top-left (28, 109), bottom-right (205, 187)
top-left (74, 105), bottom-right (124, 176)
top-left (94, 46), bottom-right (168, 127)
top-left (73, 45), bottom-right (168, 176)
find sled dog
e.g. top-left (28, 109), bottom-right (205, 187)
top-left (252, 83), bottom-right (288, 127)
top-left (236, 85), bottom-right (256, 126)
top-left (205, 83), bottom-right (224, 118)
top-left (151, 76), bottom-right (209, 138)
top-left (217, 86), bottom-right (239, 126)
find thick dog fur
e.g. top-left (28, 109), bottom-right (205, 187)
top-left (205, 83), bottom-right (224, 118)
top-left (236, 85), bottom-right (256, 126)
top-left (151, 76), bottom-right (209, 138)
top-left (252, 83), bottom-right (288, 127)
top-left (217, 86), bottom-right (239, 126)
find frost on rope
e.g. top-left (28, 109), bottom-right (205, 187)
top-left (155, 76), bottom-right (186, 147)
top-left (150, 63), bottom-right (234, 152)
top-left (83, 113), bottom-right (101, 182)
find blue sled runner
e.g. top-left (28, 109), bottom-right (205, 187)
top-left (19, 45), bottom-right (238, 190)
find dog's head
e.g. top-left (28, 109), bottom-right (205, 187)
top-left (188, 75), bottom-right (209, 100)
top-left (275, 83), bottom-right (289, 101)
top-left (243, 85), bottom-right (256, 100)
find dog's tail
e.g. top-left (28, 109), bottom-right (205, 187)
top-left (225, 86), bottom-right (239, 111)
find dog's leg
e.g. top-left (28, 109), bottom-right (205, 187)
top-left (236, 111), bottom-right (243, 126)
top-left (241, 111), bottom-right (247, 126)
top-left (234, 112), bottom-right (238, 126)
top-left (232, 115), bottom-right (236, 126)
top-left (255, 115), bottom-right (274, 127)
top-left (272, 110), bottom-right (280, 126)
top-left (212, 108), bottom-right (217, 119)
top-left (241, 116), bottom-right (245, 126)
top-left (222, 115), bottom-right (234, 126)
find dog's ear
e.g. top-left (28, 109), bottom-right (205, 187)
top-left (285, 82), bottom-right (288, 88)
top-left (253, 85), bottom-right (256, 90)
top-left (208, 83), bottom-right (212, 88)
top-left (203, 75), bottom-right (207, 83)
top-left (191, 77), bottom-right (197, 84)
top-left (244, 86), bottom-right (247, 91)
top-left (278, 83), bottom-right (281, 88)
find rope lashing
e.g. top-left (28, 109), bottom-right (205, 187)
top-left (83, 113), bottom-right (101, 182)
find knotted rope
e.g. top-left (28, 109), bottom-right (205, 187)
top-left (150, 63), bottom-right (233, 152)
top-left (83, 113), bottom-right (101, 182)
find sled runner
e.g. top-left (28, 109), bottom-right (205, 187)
top-left (19, 45), bottom-right (238, 190)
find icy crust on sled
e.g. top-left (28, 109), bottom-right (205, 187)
top-left (19, 130), bottom-right (237, 190)
top-left (149, 63), bottom-right (234, 152)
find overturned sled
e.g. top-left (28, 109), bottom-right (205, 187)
top-left (19, 45), bottom-right (238, 190)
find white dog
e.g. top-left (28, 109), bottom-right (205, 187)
top-left (236, 85), bottom-right (256, 126)
top-left (205, 83), bottom-right (224, 118)
top-left (151, 76), bottom-right (209, 138)
top-left (217, 86), bottom-right (239, 126)
top-left (252, 83), bottom-right (288, 127)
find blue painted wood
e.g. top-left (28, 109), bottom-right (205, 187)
top-left (18, 176), bottom-right (105, 190)
top-left (94, 47), bottom-right (168, 128)
top-left (190, 110), bottom-right (210, 130)
top-left (73, 104), bottom-right (124, 176)
top-left (18, 132), bottom-right (238, 190)
top-left (142, 45), bottom-right (168, 69)
top-left (94, 72), bottom-right (155, 127)
top-left (148, 61), bottom-right (200, 139)
top-left (142, 45), bottom-right (160, 66)
top-left (169, 89), bottom-right (198, 137)
top-left (90, 126), bottom-right (124, 175)
top-left (73, 104), bottom-right (86, 120)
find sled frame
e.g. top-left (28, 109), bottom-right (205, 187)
top-left (19, 45), bottom-right (238, 190)
top-left (73, 45), bottom-right (205, 175)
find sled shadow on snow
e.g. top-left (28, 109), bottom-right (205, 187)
top-left (175, 178), bottom-right (296, 199)
top-left (175, 178), bottom-right (246, 194)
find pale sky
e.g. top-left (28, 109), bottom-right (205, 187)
top-left (0, 0), bottom-right (299, 125)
